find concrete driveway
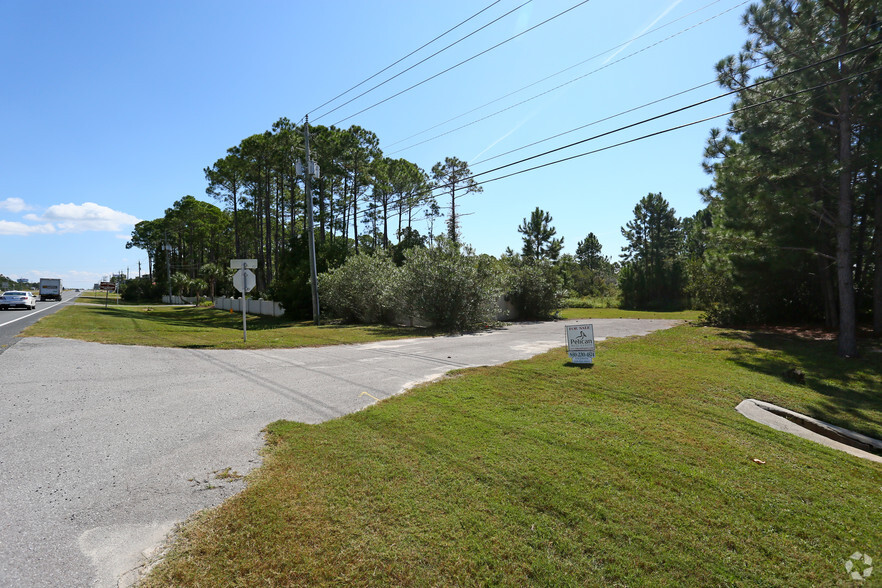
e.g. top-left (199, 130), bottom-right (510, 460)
top-left (0, 319), bottom-right (680, 587)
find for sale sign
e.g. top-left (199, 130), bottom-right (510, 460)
top-left (565, 324), bottom-right (595, 364)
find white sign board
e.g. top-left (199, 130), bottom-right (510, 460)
top-left (230, 259), bottom-right (258, 269)
top-left (565, 324), bottom-right (595, 364)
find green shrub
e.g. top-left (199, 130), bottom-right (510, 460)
top-left (506, 260), bottom-right (567, 320)
top-left (120, 276), bottom-right (163, 302)
top-left (317, 253), bottom-right (399, 324)
top-left (398, 238), bottom-right (503, 331)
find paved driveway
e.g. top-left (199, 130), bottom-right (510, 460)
top-left (0, 319), bottom-right (680, 587)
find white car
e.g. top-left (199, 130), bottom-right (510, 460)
top-left (0, 291), bottom-right (37, 310)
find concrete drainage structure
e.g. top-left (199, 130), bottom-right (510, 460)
top-left (736, 399), bottom-right (882, 463)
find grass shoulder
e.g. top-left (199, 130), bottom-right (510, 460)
top-left (141, 324), bottom-right (882, 587)
top-left (22, 304), bottom-right (431, 349)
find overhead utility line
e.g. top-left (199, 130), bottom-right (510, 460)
top-left (469, 64), bottom-right (882, 189)
top-left (416, 39), bottom-right (882, 195)
top-left (344, 50), bottom-right (881, 228)
top-left (307, 0), bottom-right (506, 118)
top-left (347, 59), bottom-right (882, 226)
top-left (385, 0), bottom-right (741, 149)
top-left (388, 0), bottom-right (750, 155)
top-left (462, 40), bottom-right (882, 184)
top-left (468, 17), bottom-right (882, 167)
top-left (328, 0), bottom-right (594, 128)
top-left (313, 0), bottom-right (532, 122)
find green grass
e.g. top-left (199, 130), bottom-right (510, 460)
top-left (141, 325), bottom-right (882, 587)
top-left (25, 301), bottom-right (699, 348)
top-left (22, 304), bottom-right (429, 349)
top-left (562, 295), bottom-right (619, 309)
top-left (73, 291), bottom-right (148, 306)
top-left (559, 307), bottom-right (702, 320)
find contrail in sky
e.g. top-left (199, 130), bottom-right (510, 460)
top-left (471, 115), bottom-right (534, 162)
top-left (603, 0), bottom-right (683, 64)
top-left (472, 0), bottom-right (684, 163)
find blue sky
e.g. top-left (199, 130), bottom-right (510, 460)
top-left (1, 0), bottom-right (750, 288)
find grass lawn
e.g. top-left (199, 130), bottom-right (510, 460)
top-left (559, 307), bottom-right (703, 320)
top-left (23, 302), bottom-right (699, 349)
top-left (73, 291), bottom-right (147, 306)
top-left (22, 304), bottom-right (429, 349)
top-left (140, 325), bottom-right (882, 587)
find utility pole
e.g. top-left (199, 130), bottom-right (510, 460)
top-left (302, 115), bottom-right (321, 325)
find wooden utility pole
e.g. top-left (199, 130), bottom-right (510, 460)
top-left (303, 116), bottom-right (320, 325)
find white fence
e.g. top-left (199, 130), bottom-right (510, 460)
top-left (214, 296), bottom-right (285, 317)
top-left (161, 294), bottom-right (516, 322)
top-left (162, 295), bottom-right (285, 317)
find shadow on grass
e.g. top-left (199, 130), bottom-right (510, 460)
top-left (719, 329), bottom-right (882, 438)
top-left (89, 306), bottom-right (433, 338)
top-left (564, 362), bottom-right (595, 370)
top-left (91, 306), bottom-right (298, 332)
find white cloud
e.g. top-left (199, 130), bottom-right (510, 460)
top-left (0, 220), bottom-right (56, 236)
top-left (0, 197), bottom-right (31, 213)
top-left (33, 202), bottom-right (140, 233)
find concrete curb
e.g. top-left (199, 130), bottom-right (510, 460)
top-left (736, 398), bottom-right (882, 463)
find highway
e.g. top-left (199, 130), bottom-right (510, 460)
top-left (0, 290), bottom-right (80, 355)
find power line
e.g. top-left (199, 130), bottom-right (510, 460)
top-left (468, 17), bottom-right (882, 167)
top-left (313, 0), bottom-right (533, 122)
top-left (385, 0), bottom-right (741, 150)
top-left (470, 80), bottom-right (716, 167)
top-left (388, 0), bottom-right (749, 156)
top-left (468, 64), bottom-right (882, 189)
top-left (329, 0), bottom-right (595, 127)
top-left (338, 54), bottom-right (882, 230)
top-left (315, 39), bottom-right (882, 229)
top-left (307, 0), bottom-right (506, 118)
top-left (413, 39), bottom-right (882, 196)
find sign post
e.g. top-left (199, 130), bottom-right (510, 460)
top-left (231, 259), bottom-right (257, 342)
top-left (100, 281), bottom-right (115, 309)
top-left (565, 324), bottom-right (595, 364)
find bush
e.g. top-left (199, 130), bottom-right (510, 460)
top-left (506, 260), bottom-right (567, 320)
top-left (317, 253), bottom-right (399, 323)
top-left (398, 238), bottom-right (503, 331)
top-left (272, 236), bottom-right (351, 319)
top-left (120, 277), bottom-right (163, 302)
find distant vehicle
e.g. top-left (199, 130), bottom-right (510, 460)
top-left (39, 278), bottom-right (63, 301)
top-left (0, 291), bottom-right (37, 310)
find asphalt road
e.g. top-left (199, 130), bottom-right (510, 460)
top-left (0, 318), bottom-right (682, 588)
top-left (0, 291), bottom-right (80, 355)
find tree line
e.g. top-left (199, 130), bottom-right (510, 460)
top-left (126, 120), bottom-right (485, 309)
top-left (127, 0), bottom-right (881, 355)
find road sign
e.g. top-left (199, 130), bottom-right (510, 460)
top-left (565, 324), bottom-right (595, 364)
top-left (230, 259), bottom-right (258, 269)
top-left (233, 269), bottom-right (256, 293)
top-left (100, 282), bottom-right (115, 291)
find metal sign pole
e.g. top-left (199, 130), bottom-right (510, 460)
top-left (242, 262), bottom-right (247, 342)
